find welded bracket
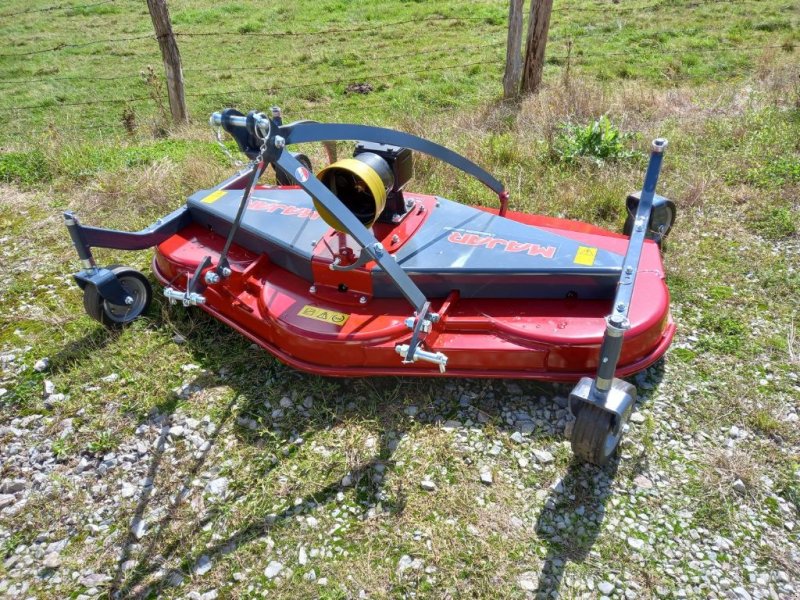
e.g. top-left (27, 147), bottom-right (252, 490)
top-left (164, 256), bottom-right (211, 307)
top-left (73, 268), bottom-right (132, 306)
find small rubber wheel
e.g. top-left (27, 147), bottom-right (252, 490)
top-left (571, 403), bottom-right (622, 466)
top-left (623, 200), bottom-right (677, 245)
top-left (83, 266), bottom-right (152, 328)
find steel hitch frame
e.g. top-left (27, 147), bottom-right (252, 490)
top-left (568, 138), bottom-right (669, 425)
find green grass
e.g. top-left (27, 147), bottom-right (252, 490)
top-left (1, 0), bottom-right (800, 598)
top-left (0, 0), bottom-right (797, 143)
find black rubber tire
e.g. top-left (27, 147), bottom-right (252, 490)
top-left (571, 403), bottom-right (621, 466)
top-left (83, 266), bottom-right (152, 328)
top-left (623, 199), bottom-right (677, 246)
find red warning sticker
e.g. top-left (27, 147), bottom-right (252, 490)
top-left (295, 166), bottom-right (310, 182)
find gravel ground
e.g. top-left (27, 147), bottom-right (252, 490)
top-left (0, 343), bottom-right (798, 598)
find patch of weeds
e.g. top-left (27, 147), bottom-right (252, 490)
top-left (86, 431), bottom-right (120, 455)
top-left (0, 150), bottom-right (52, 187)
top-left (52, 437), bottom-right (76, 461)
top-left (747, 207), bottom-right (797, 240)
top-left (747, 409), bottom-right (783, 437)
top-left (237, 21), bottom-right (262, 34)
top-left (1, 532), bottom-right (28, 558)
top-left (696, 312), bottom-right (747, 355)
top-left (707, 285), bottom-right (733, 301)
top-left (745, 157), bottom-right (800, 188)
top-left (484, 133), bottom-right (517, 166)
top-left (553, 115), bottom-right (637, 165)
top-left (671, 348), bottom-right (697, 363)
top-left (776, 464), bottom-right (799, 512)
top-left (2, 370), bottom-right (43, 409)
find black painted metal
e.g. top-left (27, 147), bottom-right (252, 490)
top-left (215, 161), bottom-right (266, 276)
top-left (281, 122), bottom-right (505, 196)
top-left (72, 206), bottom-right (192, 251)
top-left (64, 212), bottom-right (94, 264)
top-left (73, 268), bottom-right (131, 306)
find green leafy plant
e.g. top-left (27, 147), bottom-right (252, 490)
top-left (554, 115), bottom-right (636, 165)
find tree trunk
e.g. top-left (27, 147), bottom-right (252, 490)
top-left (146, 0), bottom-right (188, 123)
top-left (503, 0), bottom-right (524, 99)
top-left (521, 0), bottom-right (554, 95)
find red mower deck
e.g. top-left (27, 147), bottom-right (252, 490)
top-left (152, 187), bottom-right (674, 380)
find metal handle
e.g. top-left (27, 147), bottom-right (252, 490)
top-left (209, 111), bottom-right (271, 134)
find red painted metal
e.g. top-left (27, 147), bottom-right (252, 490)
top-left (153, 192), bottom-right (674, 381)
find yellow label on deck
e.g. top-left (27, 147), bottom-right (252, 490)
top-left (297, 305), bottom-right (350, 326)
top-left (574, 246), bottom-right (598, 266)
top-left (202, 190), bottom-right (227, 204)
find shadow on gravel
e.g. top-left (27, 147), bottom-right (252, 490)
top-left (533, 457), bottom-right (620, 598)
top-left (49, 327), bottom-right (118, 373)
top-left (110, 385), bottom-right (408, 598)
top-left (110, 393), bottom-right (239, 599)
top-left (104, 311), bottom-right (633, 598)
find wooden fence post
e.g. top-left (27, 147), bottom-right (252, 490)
top-left (146, 0), bottom-right (188, 124)
top-left (521, 0), bottom-right (554, 95)
top-left (503, 0), bottom-right (524, 99)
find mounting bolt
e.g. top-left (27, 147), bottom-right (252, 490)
top-left (309, 285), bottom-right (317, 294)
top-left (625, 266), bottom-right (634, 274)
top-left (404, 317), bottom-right (416, 329)
top-left (311, 239), bottom-right (317, 247)
top-left (124, 296), bottom-right (134, 305)
top-left (391, 234), bottom-right (400, 245)
top-left (616, 302), bottom-right (626, 312)
top-left (205, 271), bottom-right (220, 285)
top-left (274, 136), bottom-right (286, 149)
top-left (221, 267), bottom-right (232, 278)
top-left (359, 296), bottom-right (368, 305)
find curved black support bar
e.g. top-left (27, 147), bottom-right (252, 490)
top-left (67, 206), bottom-right (192, 251)
top-left (280, 122), bottom-right (506, 196)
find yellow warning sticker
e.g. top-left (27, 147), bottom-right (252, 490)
top-left (297, 305), bottom-right (350, 326)
top-left (574, 246), bottom-right (598, 266)
top-left (202, 190), bottom-right (227, 204)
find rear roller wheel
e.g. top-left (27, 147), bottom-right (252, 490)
top-left (83, 265), bottom-right (152, 328)
top-left (571, 403), bottom-right (623, 466)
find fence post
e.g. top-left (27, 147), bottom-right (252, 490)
top-left (521, 0), bottom-right (554, 95)
top-left (146, 0), bottom-right (188, 124)
top-left (503, 0), bottom-right (524, 99)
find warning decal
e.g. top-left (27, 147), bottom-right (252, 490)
top-left (297, 305), bottom-right (350, 326)
top-left (573, 246), bottom-right (597, 266)
top-left (202, 190), bottom-right (227, 204)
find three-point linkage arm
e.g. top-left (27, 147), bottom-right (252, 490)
top-left (211, 110), bottom-right (509, 368)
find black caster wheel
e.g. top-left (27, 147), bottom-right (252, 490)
top-left (623, 195), bottom-right (677, 247)
top-left (570, 403), bottom-right (624, 466)
top-left (83, 265), bottom-right (152, 328)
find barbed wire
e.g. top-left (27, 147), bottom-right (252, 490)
top-left (556, 0), bottom-right (776, 13)
top-left (0, 34), bottom-right (153, 58)
top-left (0, 39), bottom-right (506, 86)
top-left (6, 39), bottom-right (791, 112)
top-left (10, 59), bottom-right (501, 110)
top-left (0, 16), bottom-right (501, 59)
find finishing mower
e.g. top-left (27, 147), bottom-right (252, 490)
top-left (63, 107), bottom-right (676, 465)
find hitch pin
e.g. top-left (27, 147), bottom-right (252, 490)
top-left (395, 344), bottom-right (448, 373)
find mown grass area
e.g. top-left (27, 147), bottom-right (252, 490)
top-left (0, 0), bottom-right (799, 598)
top-left (0, 0), bottom-right (797, 140)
